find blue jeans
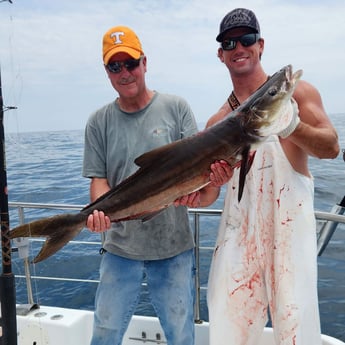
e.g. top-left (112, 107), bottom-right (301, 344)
top-left (90, 249), bottom-right (195, 345)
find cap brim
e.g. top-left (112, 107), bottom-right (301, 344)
top-left (104, 47), bottom-right (141, 64)
top-left (216, 32), bottom-right (225, 42)
top-left (216, 26), bottom-right (259, 42)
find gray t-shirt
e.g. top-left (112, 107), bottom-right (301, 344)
top-left (83, 92), bottom-right (198, 260)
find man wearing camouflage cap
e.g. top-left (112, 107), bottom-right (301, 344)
top-left (203, 8), bottom-right (339, 345)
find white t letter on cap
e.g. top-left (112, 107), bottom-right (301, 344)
top-left (110, 32), bottom-right (125, 44)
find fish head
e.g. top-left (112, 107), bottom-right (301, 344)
top-left (244, 65), bottom-right (303, 138)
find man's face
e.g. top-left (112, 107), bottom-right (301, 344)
top-left (218, 27), bottom-right (264, 74)
top-left (105, 52), bottom-right (147, 98)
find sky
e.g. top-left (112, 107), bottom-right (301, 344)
top-left (0, 0), bottom-right (344, 133)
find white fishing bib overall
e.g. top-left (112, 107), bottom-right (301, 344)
top-left (207, 136), bottom-right (321, 345)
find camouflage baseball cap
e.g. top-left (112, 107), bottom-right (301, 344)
top-left (216, 8), bottom-right (260, 42)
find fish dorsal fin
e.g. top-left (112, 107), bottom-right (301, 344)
top-left (134, 140), bottom-right (181, 168)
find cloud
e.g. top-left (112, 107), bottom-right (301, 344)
top-left (0, 0), bottom-right (344, 133)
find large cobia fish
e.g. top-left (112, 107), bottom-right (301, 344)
top-left (10, 65), bottom-right (302, 263)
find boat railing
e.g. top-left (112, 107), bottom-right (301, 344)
top-left (8, 201), bottom-right (345, 322)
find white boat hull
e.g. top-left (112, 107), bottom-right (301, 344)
top-left (16, 305), bottom-right (345, 345)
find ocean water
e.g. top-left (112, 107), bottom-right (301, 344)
top-left (4, 113), bottom-right (345, 341)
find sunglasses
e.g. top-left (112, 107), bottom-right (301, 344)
top-left (221, 33), bottom-right (260, 51)
top-left (106, 56), bottom-right (143, 74)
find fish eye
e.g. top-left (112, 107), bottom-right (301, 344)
top-left (268, 87), bottom-right (278, 96)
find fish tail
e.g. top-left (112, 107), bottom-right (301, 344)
top-left (10, 212), bottom-right (87, 263)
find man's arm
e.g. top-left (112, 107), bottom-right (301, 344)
top-left (86, 177), bottom-right (111, 232)
top-left (287, 80), bottom-right (339, 159)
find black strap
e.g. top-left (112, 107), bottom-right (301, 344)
top-left (227, 91), bottom-right (241, 110)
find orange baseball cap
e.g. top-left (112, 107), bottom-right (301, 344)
top-left (102, 26), bottom-right (144, 64)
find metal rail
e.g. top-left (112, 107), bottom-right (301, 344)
top-left (8, 201), bottom-right (345, 322)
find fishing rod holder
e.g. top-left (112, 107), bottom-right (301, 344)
top-left (317, 196), bottom-right (345, 256)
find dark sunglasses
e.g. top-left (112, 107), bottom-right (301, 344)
top-left (221, 33), bottom-right (260, 51)
top-left (106, 56), bottom-right (143, 74)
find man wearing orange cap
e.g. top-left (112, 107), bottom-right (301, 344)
top-left (83, 26), bottom-right (198, 345)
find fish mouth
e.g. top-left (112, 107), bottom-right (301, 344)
top-left (285, 65), bottom-right (296, 93)
top-left (287, 65), bottom-right (303, 91)
top-left (285, 64), bottom-right (293, 80)
top-left (249, 65), bottom-right (303, 138)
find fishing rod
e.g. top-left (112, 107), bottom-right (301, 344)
top-left (0, 43), bottom-right (18, 345)
top-left (1, 1), bottom-right (18, 342)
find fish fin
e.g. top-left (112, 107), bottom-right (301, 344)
top-left (134, 140), bottom-right (183, 168)
top-left (238, 147), bottom-right (256, 202)
top-left (10, 213), bottom-right (86, 263)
